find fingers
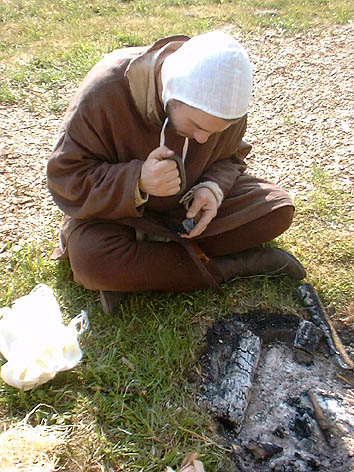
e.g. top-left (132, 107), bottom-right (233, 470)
top-left (186, 198), bottom-right (203, 219)
top-left (180, 211), bottom-right (213, 238)
top-left (180, 206), bottom-right (215, 238)
top-left (161, 177), bottom-right (182, 196)
top-left (150, 160), bottom-right (181, 195)
top-left (180, 187), bottom-right (218, 239)
top-left (158, 158), bottom-right (179, 176)
top-left (140, 146), bottom-right (181, 196)
top-left (186, 189), bottom-right (215, 219)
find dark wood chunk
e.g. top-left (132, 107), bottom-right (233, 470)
top-left (297, 284), bottom-right (354, 370)
top-left (201, 321), bottom-right (261, 433)
top-left (245, 440), bottom-right (283, 461)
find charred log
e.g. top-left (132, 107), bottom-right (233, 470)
top-left (297, 284), bottom-right (354, 370)
top-left (201, 319), bottom-right (261, 433)
top-left (293, 320), bottom-right (323, 365)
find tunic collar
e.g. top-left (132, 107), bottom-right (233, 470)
top-left (125, 36), bottom-right (189, 127)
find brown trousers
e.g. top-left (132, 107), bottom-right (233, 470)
top-left (65, 175), bottom-right (294, 292)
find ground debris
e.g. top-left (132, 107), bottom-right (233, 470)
top-left (293, 320), bottom-right (323, 365)
top-left (245, 440), bottom-right (283, 461)
top-left (166, 452), bottom-right (205, 472)
top-left (1, 25), bottom-right (353, 248)
top-left (200, 312), bottom-right (354, 472)
top-left (307, 390), bottom-right (337, 448)
top-left (297, 284), bottom-right (354, 370)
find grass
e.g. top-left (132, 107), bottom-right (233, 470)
top-left (1, 0), bottom-right (354, 470)
top-left (1, 0), bottom-right (353, 110)
top-left (0, 168), bottom-right (353, 470)
top-left (278, 168), bottom-right (354, 318)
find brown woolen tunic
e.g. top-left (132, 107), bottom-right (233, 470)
top-left (47, 36), bottom-right (293, 292)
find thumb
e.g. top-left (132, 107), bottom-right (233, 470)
top-left (147, 145), bottom-right (175, 162)
top-left (186, 196), bottom-right (203, 218)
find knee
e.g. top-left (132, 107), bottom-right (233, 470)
top-left (272, 205), bottom-right (294, 235)
top-left (66, 223), bottom-right (135, 291)
top-left (67, 241), bottom-right (111, 290)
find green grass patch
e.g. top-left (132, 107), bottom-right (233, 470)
top-left (1, 169), bottom-right (352, 469)
top-left (0, 256), bottom-right (302, 470)
top-left (1, 0), bottom-right (353, 110)
top-left (278, 167), bottom-right (354, 318)
top-left (0, 82), bottom-right (17, 104)
top-left (1, 243), bottom-right (296, 470)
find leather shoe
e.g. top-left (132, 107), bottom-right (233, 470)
top-left (99, 290), bottom-right (126, 314)
top-left (216, 247), bottom-right (306, 281)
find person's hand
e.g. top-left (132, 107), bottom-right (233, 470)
top-left (139, 145), bottom-right (181, 196)
top-left (180, 187), bottom-right (218, 239)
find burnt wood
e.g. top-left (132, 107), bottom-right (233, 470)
top-left (293, 320), bottom-right (323, 365)
top-left (201, 320), bottom-right (261, 433)
top-left (307, 390), bottom-right (337, 448)
top-left (297, 284), bottom-right (354, 370)
top-left (245, 440), bottom-right (283, 461)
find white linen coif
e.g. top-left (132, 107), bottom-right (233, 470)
top-left (161, 31), bottom-right (253, 119)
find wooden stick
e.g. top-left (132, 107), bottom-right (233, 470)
top-left (297, 284), bottom-right (354, 370)
top-left (307, 390), bottom-right (336, 448)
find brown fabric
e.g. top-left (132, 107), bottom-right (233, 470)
top-left (47, 36), bottom-right (251, 245)
top-left (67, 221), bottom-right (223, 292)
top-left (66, 203), bottom-right (294, 293)
top-left (199, 205), bottom-right (294, 256)
top-left (46, 35), bottom-right (294, 292)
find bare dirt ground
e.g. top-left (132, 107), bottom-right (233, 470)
top-left (0, 23), bottom-right (353, 249)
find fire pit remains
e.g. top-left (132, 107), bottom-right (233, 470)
top-left (200, 308), bottom-right (354, 472)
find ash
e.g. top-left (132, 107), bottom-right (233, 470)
top-left (233, 342), bottom-right (354, 471)
top-left (200, 314), bottom-right (354, 472)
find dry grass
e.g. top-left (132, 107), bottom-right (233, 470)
top-left (0, 407), bottom-right (68, 472)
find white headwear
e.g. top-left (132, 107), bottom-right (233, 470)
top-left (161, 31), bottom-right (253, 119)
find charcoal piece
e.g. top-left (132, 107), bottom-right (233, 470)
top-left (297, 284), bottom-right (354, 370)
top-left (245, 440), bottom-right (283, 461)
top-left (291, 409), bottom-right (313, 440)
top-left (201, 320), bottom-right (261, 433)
top-left (294, 320), bottom-right (323, 355)
top-left (271, 456), bottom-right (322, 472)
top-left (294, 320), bottom-right (323, 365)
top-left (306, 457), bottom-right (321, 470)
top-left (177, 217), bottom-right (195, 234)
top-left (273, 426), bottom-right (287, 438)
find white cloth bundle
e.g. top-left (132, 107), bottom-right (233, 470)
top-left (0, 284), bottom-right (89, 390)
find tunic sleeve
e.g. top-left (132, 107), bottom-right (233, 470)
top-left (47, 101), bottom-right (144, 221)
